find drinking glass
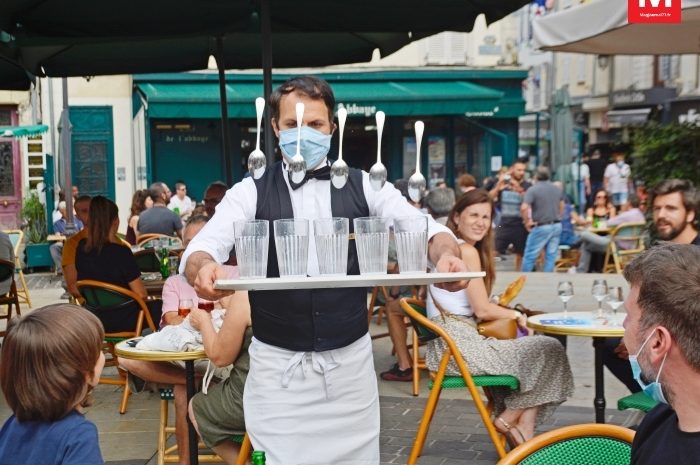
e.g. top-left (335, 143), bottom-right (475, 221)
top-left (167, 256), bottom-right (179, 276)
top-left (607, 286), bottom-right (624, 316)
top-left (234, 219), bottom-right (269, 278)
top-left (274, 218), bottom-right (309, 277)
top-left (557, 281), bottom-right (574, 317)
top-left (591, 279), bottom-right (609, 320)
top-left (178, 299), bottom-right (192, 318)
top-left (353, 217), bottom-right (391, 275)
top-left (393, 215), bottom-right (428, 273)
top-left (314, 218), bottom-right (349, 276)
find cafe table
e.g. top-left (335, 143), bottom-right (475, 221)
top-left (527, 311), bottom-right (625, 424)
top-left (115, 338), bottom-right (206, 465)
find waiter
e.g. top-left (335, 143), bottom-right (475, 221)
top-left (182, 76), bottom-right (467, 465)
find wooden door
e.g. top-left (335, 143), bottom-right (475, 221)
top-left (0, 107), bottom-right (21, 229)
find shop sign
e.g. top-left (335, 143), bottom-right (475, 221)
top-left (337, 103), bottom-right (377, 117)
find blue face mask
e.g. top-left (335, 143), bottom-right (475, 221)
top-left (628, 329), bottom-right (668, 404)
top-left (278, 126), bottom-right (332, 171)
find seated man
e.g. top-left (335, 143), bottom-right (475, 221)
top-left (138, 182), bottom-right (183, 239)
top-left (118, 215), bottom-right (243, 465)
top-left (624, 244), bottom-right (700, 464)
top-left (49, 200), bottom-right (84, 274)
top-left (575, 193), bottom-right (645, 273)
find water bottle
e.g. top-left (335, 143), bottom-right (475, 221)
top-left (251, 450), bottom-right (266, 464)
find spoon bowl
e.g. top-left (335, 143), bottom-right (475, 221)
top-left (408, 121), bottom-right (426, 202)
top-left (248, 97), bottom-right (267, 179)
top-left (288, 102), bottom-right (307, 184)
top-left (330, 108), bottom-right (349, 189)
top-left (369, 111), bottom-right (387, 191)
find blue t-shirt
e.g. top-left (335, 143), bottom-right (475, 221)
top-left (0, 411), bottom-right (104, 465)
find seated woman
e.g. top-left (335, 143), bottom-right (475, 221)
top-left (126, 189), bottom-right (153, 245)
top-left (425, 189), bottom-right (574, 446)
top-left (75, 195), bottom-right (161, 331)
top-left (581, 189), bottom-right (617, 227)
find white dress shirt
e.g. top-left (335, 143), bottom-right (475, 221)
top-left (181, 161), bottom-right (453, 275)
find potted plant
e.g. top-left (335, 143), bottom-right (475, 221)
top-left (21, 191), bottom-right (52, 270)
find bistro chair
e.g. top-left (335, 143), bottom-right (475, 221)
top-left (77, 279), bottom-right (158, 414)
top-left (134, 248), bottom-right (162, 273)
top-left (602, 222), bottom-right (646, 274)
top-left (137, 233), bottom-right (183, 249)
top-left (157, 387), bottom-right (251, 465)
top-left (618, 391), bottom-right (657, 413)
top-left (0, 258), bottom-right (22, 337)
top-left (495, 423), bottom-right (635, 465)
top-left (399, 298), bottom-right (520, 462)
top-left (4, 229), bottom-right (31, 307)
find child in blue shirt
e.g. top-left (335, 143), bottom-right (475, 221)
top-left (0, 304), bottom-right (106, 465)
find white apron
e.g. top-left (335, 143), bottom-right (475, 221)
top-left (243, 333), bottom-right (380, 465)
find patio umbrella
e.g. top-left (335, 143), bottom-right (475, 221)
top-left (0, 51), bottom-right (33, 90)
top-left (533, 0), bottom-right (700, 54)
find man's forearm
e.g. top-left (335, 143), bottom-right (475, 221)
top-left (428, 232), bottom-right (461, 264)
top-left (184, 251), bottom-right (216, 286)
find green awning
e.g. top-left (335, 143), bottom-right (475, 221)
top-left (136, 80), bottom-right (507, 119)
top-left (0, 124), bottom-right (48, 138)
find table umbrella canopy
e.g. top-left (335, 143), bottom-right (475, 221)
top-left (0, 0), bottom-right (530, 76)
top-left (0, 51), bottom-right (33, 89)
top-left (533, 0), bottom-right (700, 55)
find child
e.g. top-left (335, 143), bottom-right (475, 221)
top-left (0, 304), bottom-right (106, 465)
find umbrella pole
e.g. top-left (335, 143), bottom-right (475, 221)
top-left (60, 77), bottom-right (77, 235)
top-left (216, 37), bottom-right (233, 186)
top-left (261, 0), bottom-right (274, 164)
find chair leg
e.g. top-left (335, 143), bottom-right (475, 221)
top-left (119, 372), bottom-right (131, 414)
top-left (412, 329), bottom-right (420, 397)
top-left (158, 398), bottom-right (169, 465)
top-left (408, 352), bottom-right (449, 465)
top-left (235, 434), bottom-right (252, 465)
top-left (17, 269), bottom-right (31, 307)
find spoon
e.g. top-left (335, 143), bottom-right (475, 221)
top-left (408, 121), bottom-right (427, 203)
top-left (288, 101), bottom-right (307, 184)
top-left (369, 110), bottom-right (387, 191)
top-left (330, 108), bottom-right (349, 189)
top-left (248, 97), bottom-right (266, 179)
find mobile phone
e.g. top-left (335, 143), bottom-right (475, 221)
top-left (126, 339), bottom-right (140, 347)
top-left (504, 174), bottom-right (512, 182)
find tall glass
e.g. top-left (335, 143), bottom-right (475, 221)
top-left (234, 219), bottom-right (269, 279)
top-left (274, 218), bottom-right (309, 277)
top-left (557, 281), bottom-right (574, 317)
top-left (607, 286), bottom-right (624, 321)
top-left (591, 278), bottom-right (609, 320)
top-left (314, 218), bottom-right (349, 276)
top-left (353, 217), bottom-right (391, 275)
top-left (394, 215), bottom-right (428, 273)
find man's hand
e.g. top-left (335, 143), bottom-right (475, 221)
top-left (434, 254), bottom-right (469, 292)
top-left (189, 308), bottom-right (212, 331)
top-left (194, 261), bottom-right (235, 301)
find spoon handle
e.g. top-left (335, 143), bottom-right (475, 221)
top-left (337, 108), bottom-right (347, 161)
top-left (414, 121), bottom-right (424, 174)
top-left (255, 97), bottom-right (265, 150)
top-left (376, 111), bottom-right (385, 164)
top-left (295, 102), bottom-right (305, 156)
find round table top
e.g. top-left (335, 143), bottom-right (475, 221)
top-left (527, 311), bottom-right (625, 338)
top-left (115, 338), bottom-right (207, 362)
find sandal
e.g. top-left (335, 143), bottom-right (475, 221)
top-left (495, 417), bottom-right (526, 449)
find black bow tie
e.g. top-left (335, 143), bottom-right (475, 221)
top-left (289, 165), bottom-right (331, 190)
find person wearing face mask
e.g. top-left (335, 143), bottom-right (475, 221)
top-left (180, 75), bottom-right (468, 464)
top-left (603, 153), bottom-right (633, 209)
top-left (621, 244), bottom-right (700, 464)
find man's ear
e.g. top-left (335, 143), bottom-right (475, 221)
top-left (686, 208), bottom-right (696, 226)
top-left (271, 118), bottom-right (280, 138)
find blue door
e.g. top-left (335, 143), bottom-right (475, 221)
top-left (70, 106), bottom-right (115, 199)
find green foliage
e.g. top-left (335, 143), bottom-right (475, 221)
top-left (21, 192), bottom-right (47, 244)
top-left (631, 122), bottom-right (700, 188)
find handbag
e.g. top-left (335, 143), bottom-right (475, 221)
top-left (429, 288), bottom-right (517, 340)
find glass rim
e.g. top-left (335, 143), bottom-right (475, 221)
top-left (273, 218), bottom-right (309, 225)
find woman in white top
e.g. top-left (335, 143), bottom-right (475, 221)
top-left (425, 189), bottom-right (574, 447)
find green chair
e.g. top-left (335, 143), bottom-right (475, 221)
top-left (495, 423), bottom-right (635, 465)
top-left (618, 391), bottom-right (657, 413)
top-left (399, 298), bottom-right (520, 462)
top-left (77, 279), bottom-right (157, 414)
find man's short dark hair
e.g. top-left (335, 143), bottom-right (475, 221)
top-left (534, 166), bottom-right (550, 181)
top-left (186, 214), bottom-right (209, 228)
top-left (624, 244), bottom-right (700, 371)
top-left (649, 179), bottom-right (697, 216)
top-left (270, 76), bottom-right (335, 125)
top-left (627, 192), bottom-right (641, 209)
top-left (149, 182), bottom-right (167, 202)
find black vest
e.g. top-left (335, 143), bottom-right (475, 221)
top-left (251, 161), bottom-right (370, 351)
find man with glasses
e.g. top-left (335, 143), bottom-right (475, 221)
top-left (168, 181), bottom-right (194, 219)
top-left (202, 181), bottom-right (228, 218)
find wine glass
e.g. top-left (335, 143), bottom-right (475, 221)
top-left (606, 286), bottom-right (624, 322)
top-left (591, 279), bottom-right (608, 320)
top-left (557, 281), bottom-right (574, 317)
